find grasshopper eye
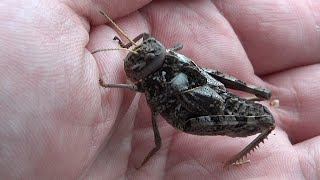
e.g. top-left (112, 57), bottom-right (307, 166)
top-left (145, 53), bottom-right (155, 62)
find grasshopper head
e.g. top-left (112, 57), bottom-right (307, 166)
top-left (124, 37), bottom-right (166, 81)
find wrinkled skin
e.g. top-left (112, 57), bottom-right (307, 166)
top-left (1, 0), bottom-right (320, 179)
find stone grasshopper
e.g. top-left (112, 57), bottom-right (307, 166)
top-left (93, 11), bottom-right (275, 168)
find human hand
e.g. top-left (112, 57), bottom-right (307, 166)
top-left (1, 0), bottom-right (319, 179)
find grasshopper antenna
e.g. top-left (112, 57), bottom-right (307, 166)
top-left (98, 10), bottom-right (137, 47)
top-left (91, 47), bottom-right (138, 55)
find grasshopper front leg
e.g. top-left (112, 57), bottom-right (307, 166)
top-left (99, 79), bottom-right (161, 167)
top-left (140, 112), bottom-right (162, 167)
top-left (99, 79), bottom-right (139, 91)
top-left (203, 68), bottom-right (271, 100)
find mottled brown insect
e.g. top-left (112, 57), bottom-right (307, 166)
top-left (93, 11), bottom-right (275, 168)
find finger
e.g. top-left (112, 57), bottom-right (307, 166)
top-left (0, 1), bottom-right (150, 178)
top-left (63, 0), bottom-right (151, 25)
top-left (294, 136), bottom-right (320, 179)
top-left (214, 0), bottom-right (320, 75)
top-left (83, 94), bottom-right (141, 178)
top-left (263, 64), bottom-right (320, 144)
top-left (0, 2), bottom-right (104, 178)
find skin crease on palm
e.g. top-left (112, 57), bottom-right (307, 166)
top-left (0, 0), bottom-right (320, 179)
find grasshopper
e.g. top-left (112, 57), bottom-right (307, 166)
top-left (93, 11), bottom-right (275, 168)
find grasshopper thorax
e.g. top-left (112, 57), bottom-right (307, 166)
top-left (124, 37), bottom-right (166, 81)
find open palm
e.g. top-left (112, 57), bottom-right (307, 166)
top-left (1, 0), bottom-right (319, 179)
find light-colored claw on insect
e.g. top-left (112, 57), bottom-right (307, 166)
top-left (244, 96), bottom-right (261, 101)
top-left (270, 99), bottom-right (280, 108)
top-left (232, 159), bottom-right (251, 166)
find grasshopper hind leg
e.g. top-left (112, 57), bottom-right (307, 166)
top-left (224, 125), bottom-right (275, 168)
top-left (203, 68), bottom-right (271, 100)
